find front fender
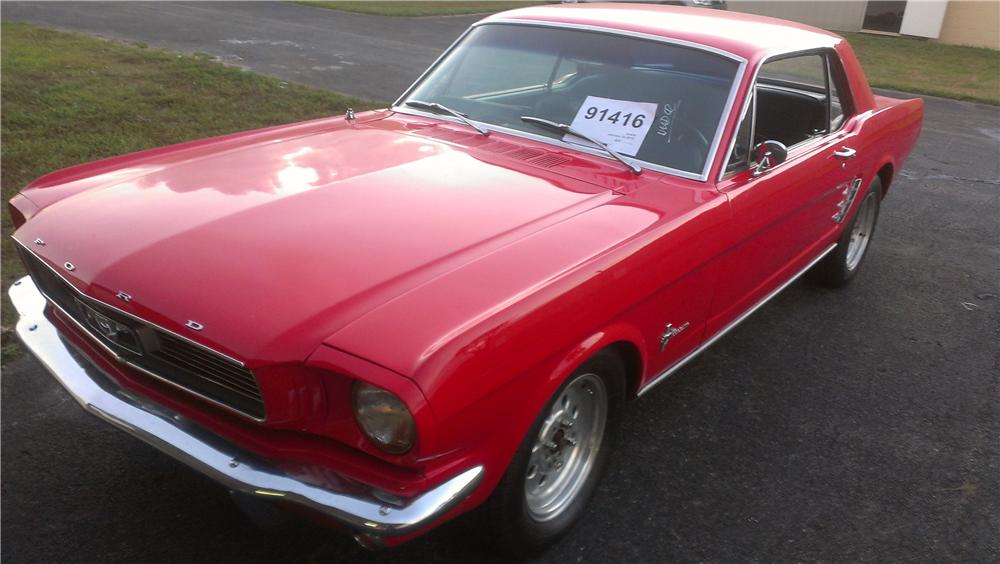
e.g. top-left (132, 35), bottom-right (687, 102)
top-left (421, 323), bottom-right (647, 515)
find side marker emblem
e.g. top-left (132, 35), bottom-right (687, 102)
top-left (185, 320), bottom-right (204, 331)
top-left (833, 178), bottom-right (863, 224)
top-left (116, 291), bottom-right (132, 302)
top-left (33, 238), bottom-right (46, 246)
top-left (63, 262), bottom-right (76, 272)
top-left (659, 321), bottom-right (690, 352)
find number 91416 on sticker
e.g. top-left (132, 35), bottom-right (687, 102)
top-left (568, 95), bottom-right (658, 156)
top-left (582, 107), bottom-right (646, 128)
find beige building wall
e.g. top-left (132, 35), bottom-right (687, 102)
top-left (730, 1), bottom-right (999, 50)
top-left (727, 1), bottom-right (867, 32)
top-left (900, 0), bottom-right (949, 38)
top-left (937, 1), bottom-right (1000, 49)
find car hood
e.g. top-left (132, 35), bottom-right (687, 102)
top-left (13, 114), bottom-right (619, 364)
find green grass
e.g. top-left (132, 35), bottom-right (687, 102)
top-left (0, 23), bottom-right (380, 360)
top-left (843, 32), bottom-right (999, 105)
top-left (294, 1), bottom-right (541, 17)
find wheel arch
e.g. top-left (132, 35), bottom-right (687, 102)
top-left (423, 324), bottom-right (648, 521)
top-left (875, 160), bottom-right (894, 198)
top-left (545, 323), bottom-right (647, 403)
top-left (604, 340), bottom-right (645, 400)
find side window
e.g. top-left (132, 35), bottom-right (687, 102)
top-left (754, 54), bottom-right (829, 148)
top-left (725, 95), bottom-right (753, 173)
top-left (828, 55), bottom-right (850, 131)
top-left (758, 55), bottom-right (827, 90)
top-left (723, 50), bottom-right (852, 177)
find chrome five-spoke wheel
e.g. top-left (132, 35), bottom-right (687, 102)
top-left (481, 350), bottom-right (623, 555)
top-left (846, 191), bottom-right (878, 271)
top-left (808, 176), bottom-right (882, 287)
top-left (524, 372), bottom-right (607, 522)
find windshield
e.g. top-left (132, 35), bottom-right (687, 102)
top-left (399, 23), bottom-right (741, 177)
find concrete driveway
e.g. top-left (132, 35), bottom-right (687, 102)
top-left (2, 2), bottom-right (998, 562)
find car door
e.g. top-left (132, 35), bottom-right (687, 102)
top-left (708, 50), bottom-right (863, 335)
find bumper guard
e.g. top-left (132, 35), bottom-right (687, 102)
top-left (9, 275), bottom-right (482, 539)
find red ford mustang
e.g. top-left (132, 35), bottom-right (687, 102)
top-left (8, 3), bottom-right (922, 554)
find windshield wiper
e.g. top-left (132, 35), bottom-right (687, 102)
top-left (520, 116), bottom-right (641, 174)
top-left (404, 100), bottom-right (490, 136)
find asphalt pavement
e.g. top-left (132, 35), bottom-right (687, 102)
top-left (2, 2), bottom-right (999, 562)
top-left (2, 1), bottom-right (477, 100)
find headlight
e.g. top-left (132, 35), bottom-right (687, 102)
top-left (352, 381), bottom-right (416, 454)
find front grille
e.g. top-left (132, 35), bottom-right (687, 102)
top-left (18, 247), bottom-right (265, 420)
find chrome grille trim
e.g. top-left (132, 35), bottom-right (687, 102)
top-left (14, 241), bottom-right (245, 365)
top-left (13, 239), bottom-right (266, 421)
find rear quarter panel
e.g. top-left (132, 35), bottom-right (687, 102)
top-left (836, 38), bottom-right (923, 196)
top-left (862, 96), bottom-right (924, 196)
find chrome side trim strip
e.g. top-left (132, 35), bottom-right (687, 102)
top-left (9, 275), bottom-right (484, 537)
top-left (392, 19), bottom-right (748, 183)
top-left (637, 243), bottom-right (837, 396)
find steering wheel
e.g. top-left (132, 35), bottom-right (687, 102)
top-left (673, 121), bottom-right (711, 169)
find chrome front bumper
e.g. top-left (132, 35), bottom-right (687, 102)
top-left (9, 275), bottom-right (482, 539)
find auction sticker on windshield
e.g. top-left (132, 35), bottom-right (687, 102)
top-left (567, 96), bottom-right (657, 156)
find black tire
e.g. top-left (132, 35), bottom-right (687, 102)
top-left (480, 349), bottom-right (626, 556)
top-left (809, 176), bottom-right (882, 288)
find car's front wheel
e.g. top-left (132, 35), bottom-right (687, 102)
top-left (481, 350), bottom-right (625, 555)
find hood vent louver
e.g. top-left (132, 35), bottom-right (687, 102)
top-left (480, 144), bottom-right (569, 167)
top-left (527, 153), bottom-right (572, 168)
top-left (481, 141), bottom-right (518, 153)
top-left (505, 147), bottom-right (545, 161)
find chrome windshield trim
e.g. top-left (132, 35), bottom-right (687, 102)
top-left (718, 82), bottom-right (756, 182)
top-left (393, 19), bottom-right (748, 183)
top-left (638, 243), bottom-right (838, 396)
top-left (12, 237), bottom-right (245, 366)
top-left (703, 58), bottom-right (747, 181)
top-left (393, 25), bottom-right (474, 107)
top-left (9, 274), bottom-right (484, 537)
top-left (478, 19), bottom-right (746, 63)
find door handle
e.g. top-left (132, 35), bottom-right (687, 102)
top-left (834, 146), bottom-right (857, 159)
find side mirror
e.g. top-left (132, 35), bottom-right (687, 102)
top-left (751, 140), bottom-right (788, 177)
